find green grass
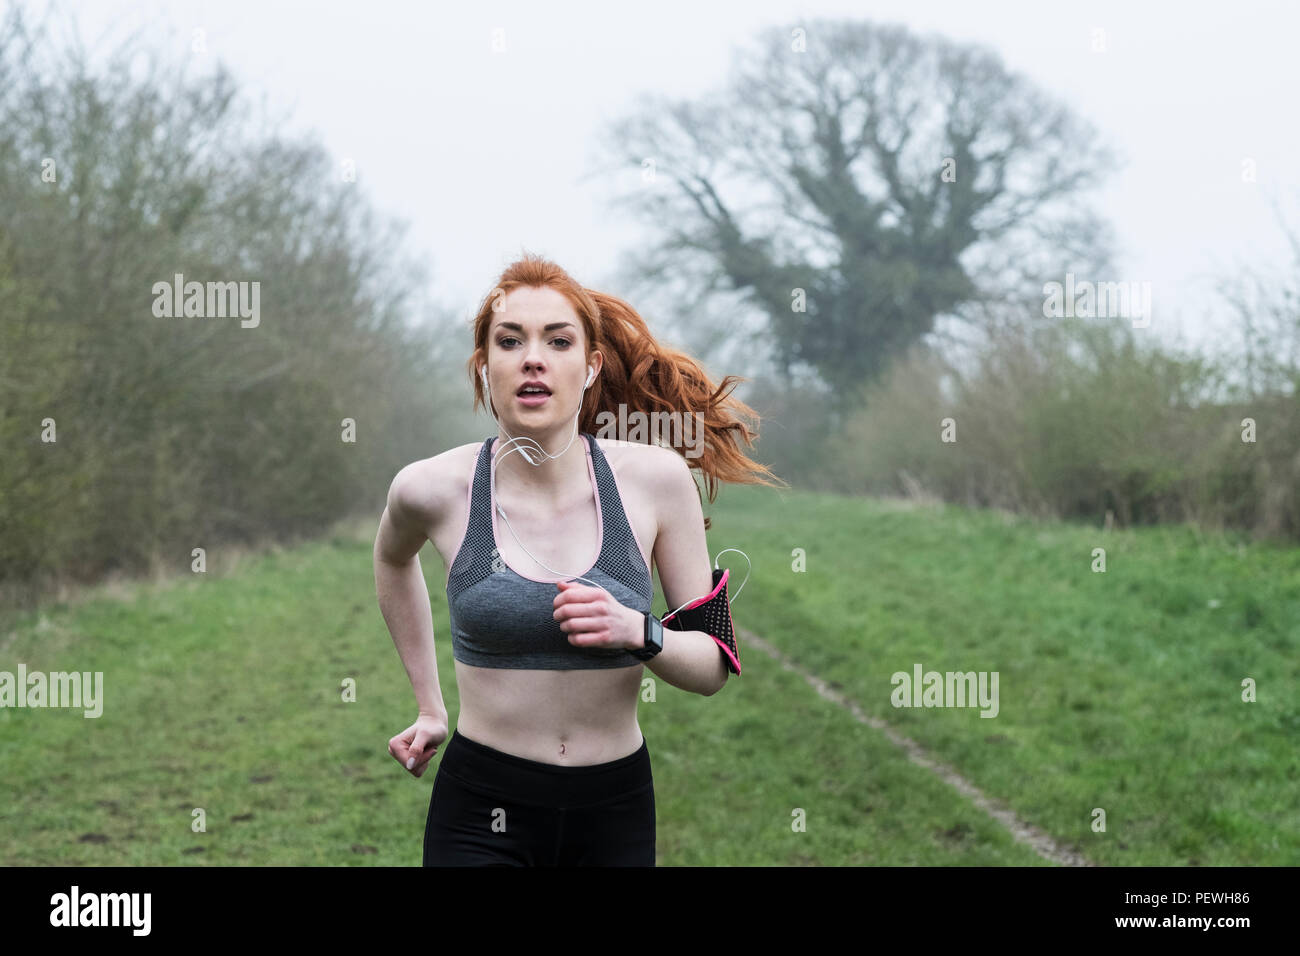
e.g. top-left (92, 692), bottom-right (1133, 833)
top-left (2, 487), bottom-right (1297, 865)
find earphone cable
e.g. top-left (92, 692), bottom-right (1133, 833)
top-left (480, 365), bottom-right (748, 614)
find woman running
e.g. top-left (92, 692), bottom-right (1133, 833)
top-left (373, 253), bottom-right (785, 866)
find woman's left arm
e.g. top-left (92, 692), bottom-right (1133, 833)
top-left (639, 446), bottom-right (730, 696)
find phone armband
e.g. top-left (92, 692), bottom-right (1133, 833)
top-left (662, 567), bottom-right (741, 675)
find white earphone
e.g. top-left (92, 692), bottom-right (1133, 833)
top-left (481, 365), bottom-right (593, 465)
top-left (477, 361), bottom-right (748, 618)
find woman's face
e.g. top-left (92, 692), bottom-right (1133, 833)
top-left (483, 286), bottom-right (600, 427)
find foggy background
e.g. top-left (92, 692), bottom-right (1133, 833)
top-left (4, 0), bottom-right (1300, 599)
top-left (33, 0), bottom-right (1299, 352)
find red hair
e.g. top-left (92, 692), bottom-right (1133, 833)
top-left (466, 253), bottom-right (787, 528)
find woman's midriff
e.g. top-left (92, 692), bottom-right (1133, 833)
top-left (451, 660), bottom-right (646, 766)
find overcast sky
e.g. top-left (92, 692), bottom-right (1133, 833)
top-left (25, 0), bottom-right (1300, 361)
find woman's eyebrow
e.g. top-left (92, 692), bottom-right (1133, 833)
top-left (495, 321), bottom-right (576, 332)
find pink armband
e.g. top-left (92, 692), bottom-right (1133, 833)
top-left (662, 568), bottom-right (740, 675)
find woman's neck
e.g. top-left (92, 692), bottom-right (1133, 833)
top-left (491, 426), bottom-right (589, 498)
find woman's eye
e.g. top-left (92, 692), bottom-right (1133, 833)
top-left (498, 336), bottom-right (571, 348)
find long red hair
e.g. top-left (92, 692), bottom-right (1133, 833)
top-left (466, 253), bottom-right (787, 528)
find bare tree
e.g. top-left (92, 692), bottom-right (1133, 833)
top-left (591, 19), bottom-right (1119, 412)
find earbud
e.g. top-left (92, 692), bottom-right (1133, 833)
top-left (584, 367), bottom-right (594, 389)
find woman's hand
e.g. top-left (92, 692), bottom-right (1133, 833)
top-left (388, 711), bottom-right (449, 778)
top-left (553, 580), bottom-right (644, 651)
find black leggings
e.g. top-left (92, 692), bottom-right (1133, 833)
top-left (422, 727), bottom-right (656, 867)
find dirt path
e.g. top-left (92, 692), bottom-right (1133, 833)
top-left (737, 626), bottom-right (1095, 866)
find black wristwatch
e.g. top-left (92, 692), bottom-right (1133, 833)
top-left (631, 612), bottom-right (664, 661)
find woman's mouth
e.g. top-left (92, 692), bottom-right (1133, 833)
top-left (517, 388), bottom-right (551, 407)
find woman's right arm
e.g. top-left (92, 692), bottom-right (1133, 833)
top-left (373, 463), bottom-right (449, 722)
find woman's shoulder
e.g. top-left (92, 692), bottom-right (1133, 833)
top-left (591, 435), bottom-right (687, 488)
top-left (387, 439), bottom-right (485, 525)
top-left (396, 438), bottom-right (484, 482)
top-left (592, 434), bottom-right (652, 465)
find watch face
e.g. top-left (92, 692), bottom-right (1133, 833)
top-left (643, 614), bottom-right (662, 654)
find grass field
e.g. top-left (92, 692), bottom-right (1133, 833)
top-left (2, 485), bottom-right (1297, 865)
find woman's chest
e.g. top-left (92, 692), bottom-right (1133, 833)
top-left (433, 443), bottom-right (657, 588)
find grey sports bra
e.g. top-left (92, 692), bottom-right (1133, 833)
top-left (445, 432), bottom-right (654, 669)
